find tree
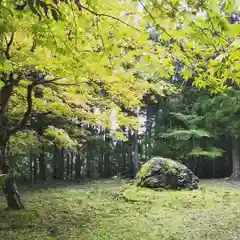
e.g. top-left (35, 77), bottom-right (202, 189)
top-left (140, 0), bottom-right (240, 91)
top-left (0, 1), bottom-right (161, 209)
top-left (1, 0), bottom-right (240, 210)
top-left (195, 90), bottom-right (240, 179)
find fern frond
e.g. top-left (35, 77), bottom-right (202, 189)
top-left (161, 129), bottom-right (211, 140)
top-left (188, 147), bottom-right (224, 159)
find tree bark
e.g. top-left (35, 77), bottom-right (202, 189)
top-left (39, 150), bottom-right (46, 180)
top-left (99, 132), bottom-right (105, 178)
top-left (70, 152), bottom-right (74, 179)
top-left (59, 148), bottom-right (65, 180)
top-left (38, 122), bottom-right (46, 180)
top-left (132, 129), bottom-right (139, 177)
top-left (230, 136), bottom-right (240, 180)
top-left (99, 146), bottom-right (104, 178)
top-left (3, 175), bottom-right (24, 210)
top-left (75, 153), bottom-right (82, 179)
top-left (33, 153), bottom-right (38, 183)
top-left (29, 151), bottom-right (33, 184)
top-left (52, 146), bottom-right (58, 179)
top-left (66, 151), bottom-right (70, 179)
top-left (194, 158), bottom-right (200, 176)
top-left (0, 143), bottom-right (24, 210)
top-left (86, 143), bottom-right (92, 178)
top-left (104, 133), bottom-right (111, 178)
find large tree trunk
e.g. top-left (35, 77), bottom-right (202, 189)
top-left (3, 175), bottom-right (24, 210)
top-left (230, 136), bottom-right (240, 180)
top-left (0, 74), bottom-right (34, 210)
top-left (0, 144), bottom-right (24, 210)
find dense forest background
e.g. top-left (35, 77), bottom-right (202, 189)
top-left (14, 84), bottom-right (239, 183)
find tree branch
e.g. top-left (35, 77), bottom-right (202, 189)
top-left (9, 84), bottom-right (34, 136)
top-left (4, 32), bottom-right (15, 59)
top-left (0, 73), bottom-right (21, 130)
top-left (6, 73), bottom-right (86, 137)
top-left (39, 77), bottom-right (87, 86)
top-left (140, 1), bottom-right (196, 69)
top-left (46, 82), bottom-right (81, 86)
top-left (190, 21), bottom-right (219, 53)
top-left (77, 2), bottom-right (140, 32)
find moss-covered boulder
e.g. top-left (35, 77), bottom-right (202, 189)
top-left (136, 157), bottom-right (199, 190)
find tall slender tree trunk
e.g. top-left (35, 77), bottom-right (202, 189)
top-left (230, 136), bottom-right (240, 180)
top-left (104, 132), bottom-right (111, 178)
top-left (123, 143), bottom-right (126, 176)
top-left (33, 153), bottom-right (38, 183)
top-left (146, 107), bottom-right (154, 160)
top-left (99, 145), bottom-right (104, 178)
top-left (66, 151), bottom-right (70, 179)
top-left (70, 152), bottom-right (74, 179)
top-left (52, 146), bottom-right (58, 179)
top-left (75, 153), bottom-right (82, 180)
top-left (194, 158), bottom-right (200, 176)
top-left (86, 143), bottom-right (92, 178)
top-left (132, 129), bottom-right (139, 177)
top-left (116, 142), bottom-right (122, 177)
top-left (59, 148), bottom-right (65, 180)
top-left (38, 122), bottom-right (46, 180)
top-left (128, 129), bottom-right (133, 178)
top-left (29, 151), bottom-right (33, 184)
top-left (39, 150), bottom-right (46, 180)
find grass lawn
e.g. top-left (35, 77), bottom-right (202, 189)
top-left (1, 179), bottom-right (240, 240)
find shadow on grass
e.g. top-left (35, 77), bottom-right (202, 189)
top-left (0, 187), bottom-right (95, 239)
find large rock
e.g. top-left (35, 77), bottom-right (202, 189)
top-left (136, 157), bottom-right (199, 190)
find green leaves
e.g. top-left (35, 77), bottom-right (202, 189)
top-left (27, 0), bottom-right (41, 18)
top-left (45, 126), bottom-right (79, 150)
top-left (26, 0), bottom-right (62, 20)
top-left (161, 129), bottom-right (211, 141)
top-left (188, 147), bottom-right (224, 159)
top-left (8, 131), bottom-right (40, 157)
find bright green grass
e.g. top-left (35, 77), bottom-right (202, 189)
top-left (1, 180), bottom-right (240, 240)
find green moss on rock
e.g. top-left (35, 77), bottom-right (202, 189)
top-left (161, 158), bottom-right (186, 175)
top-left (135, 157), bottom-right (199, 190)
top-left (136, 159), bottom-right (155, 179)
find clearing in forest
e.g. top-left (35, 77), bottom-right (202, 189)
top-left (0, 180), bottom-right (240, 240)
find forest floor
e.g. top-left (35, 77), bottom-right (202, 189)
top-left (1, 179), bottom-right (240, 240)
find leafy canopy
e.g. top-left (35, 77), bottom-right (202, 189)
top-left (0, 0), bottom-right (173, 148)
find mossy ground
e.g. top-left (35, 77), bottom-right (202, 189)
top-left (1, 179), bottom-right (240, 240)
